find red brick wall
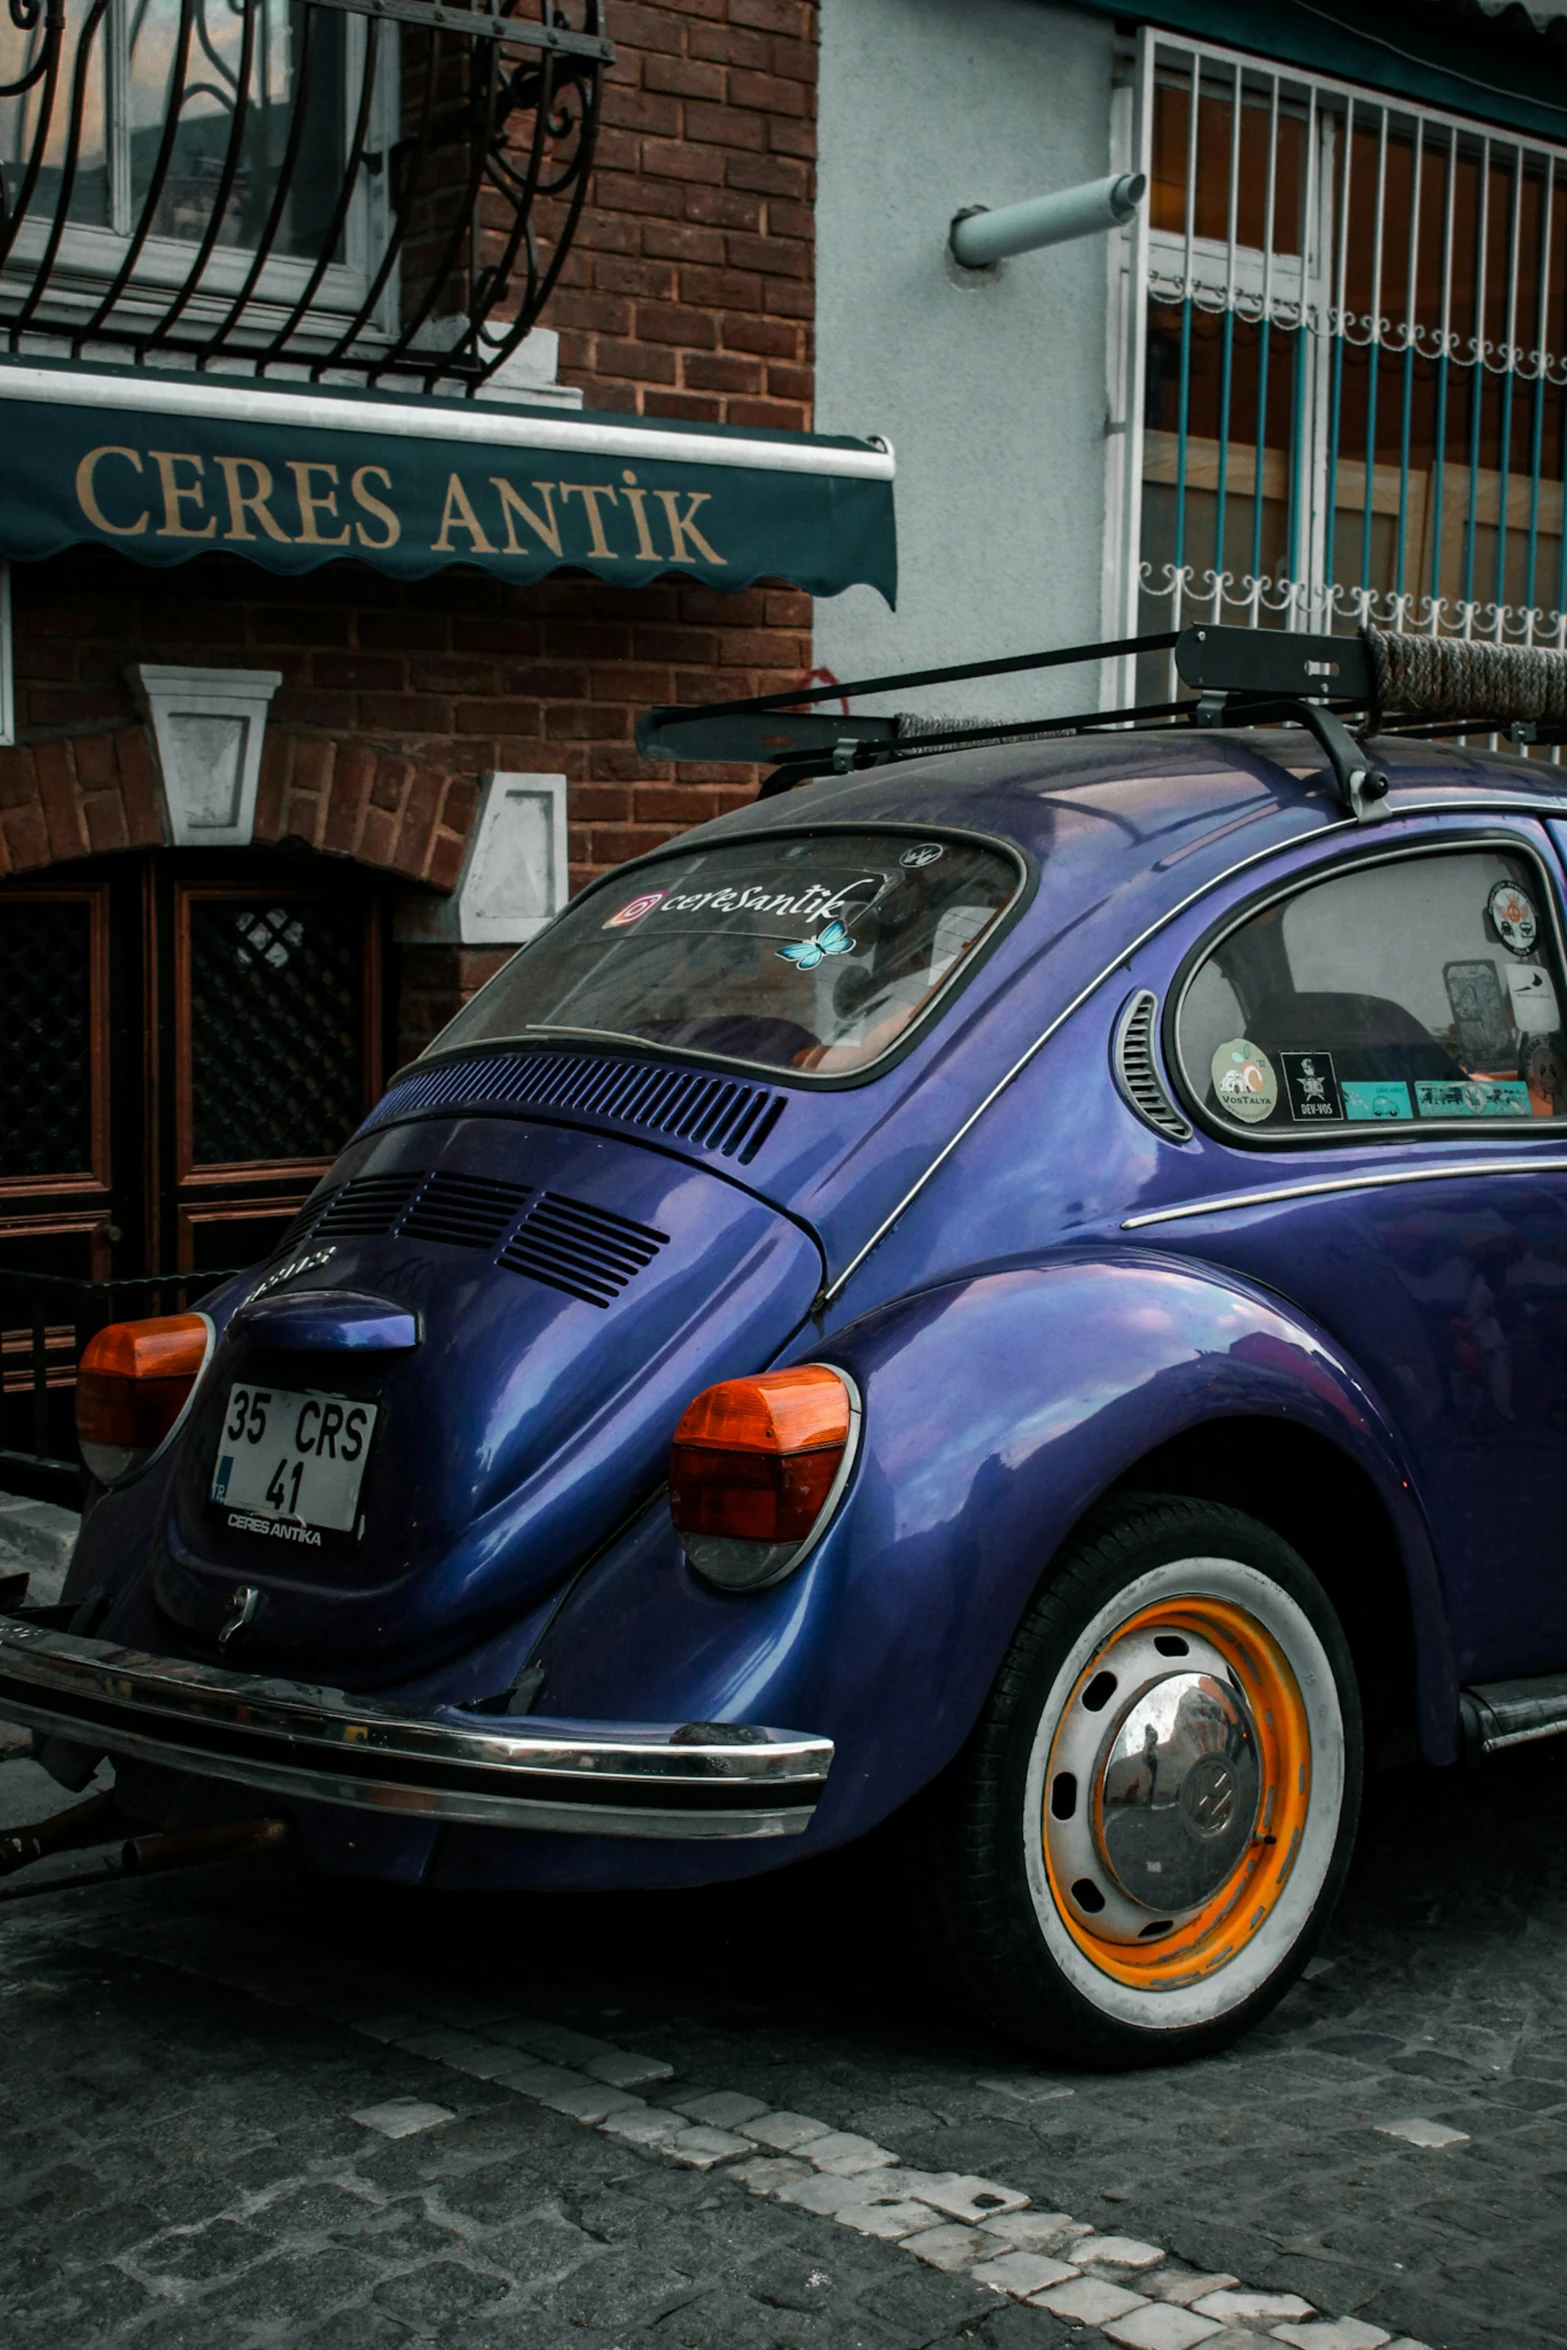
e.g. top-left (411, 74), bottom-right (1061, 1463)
top-left (557, 0), bottom-right (816, 427)
top-left (0, 1), bottom-right (822, 1065)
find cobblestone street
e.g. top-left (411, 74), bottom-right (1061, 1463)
top-left (3, 1727), bottom-right (1566, 2350)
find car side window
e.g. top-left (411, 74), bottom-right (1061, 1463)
top-left (1175, 845), bottom-right (1567, 1138)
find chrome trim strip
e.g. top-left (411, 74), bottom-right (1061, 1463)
top-left (0, 1619), bottom-right (832, 1842)
top-left (1122, 1156), bottom-right (1567, 1230)
top-left (824, 813), bottom-right (1358, 1304)
top-left (0, 365), bottom-right (895, 481)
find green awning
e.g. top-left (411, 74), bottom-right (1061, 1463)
top-left (0, 361), bottom-right (897, 605)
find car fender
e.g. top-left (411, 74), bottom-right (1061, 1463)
top-left (534, 1246), bottom-right (1455, 1862)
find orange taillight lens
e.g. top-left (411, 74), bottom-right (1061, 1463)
top-left (670, 1366), bottom-right (855, 1590)
top-left (76, 1314), bottom-right (210, 1485)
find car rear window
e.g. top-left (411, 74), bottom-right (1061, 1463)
top-left (429, 830), bottom-right (1023, 1078)
top-left (1176, 844), bottom-right (1567, 1136)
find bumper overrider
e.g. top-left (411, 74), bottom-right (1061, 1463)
top-left (0, 1618), bottom-right (833, 1841)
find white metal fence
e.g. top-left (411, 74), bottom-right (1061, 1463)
top-left (1110, 28), bottom-right (1567, 702)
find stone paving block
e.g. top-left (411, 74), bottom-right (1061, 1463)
top-left (736, 2109), bottom-right (834, 2152)
top-left (662, 2123), bottom-right (752, 2168)
top-left (729, 2154), bottom-right (814, 2194)
top-left (349, 2097), bottom-right (455, 2138)
top-left (804, 2130), bottom-right (900, 2175)
top-left (903, 2171), bottom-right (1028, 2222)
top-left (350, 2011), bottom-right (423, 2042)
top-left (1270, 2324), bottom-right (1391, 2349)
top-left (901, 2222), bottom-right (993, 2270)
top-left (1373, 2119), bottom-right (1470, 2149)
top-left (776, 2169), bottom-right (883, 2215)
top-left (1195, 2293), bottom-right (1317, 2325)
top-left (599, 2106), bottom-right (688, 2148)
top-left (393, 2027), bottom-right (490, 2066)
top-left (1071, 2233), bottom-right (1166, 2269)
top-left (971, 2249), bottom-right (1079, 2296)
top-left (836, 2194), bottom-right (943, 2240)
top-left (1102, 2305), bottom-right (1224, 2350)
top-left (982, 2209), bottom-right (1094, 2253)
top-left (671, 2089), bottom-right (770, 2129)
top-left (1032, 2275), bottom-right (1150, 2324)
top-left (486, 2060), bottom-right (587, 2099)
top-left (490, 2017), bottom-right (621, 2067)
top-left (584, 2047), bottom-right (675, 2088)
top-left (537, 2080), bottom-right (644, 2123)
top-left (1148, 2271), bottom-right (1241, 2305)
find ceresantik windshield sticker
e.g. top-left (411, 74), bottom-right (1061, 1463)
top-left (602, 874), bottom-right (886, 931)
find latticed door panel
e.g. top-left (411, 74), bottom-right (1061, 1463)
top-left (184, 894), bottom-right (370, 1169)
top-left (0, 894), bottom-right (106, 1188)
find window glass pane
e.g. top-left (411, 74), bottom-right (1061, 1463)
top-left (131, 0), bottom-right (348, 260)
top-left (1177, 848), bottom-right (1567, 1134)
top-left (0, 0), bottom-right (109, 228)
top-left (433, 832), bottom-right (1021, 1080)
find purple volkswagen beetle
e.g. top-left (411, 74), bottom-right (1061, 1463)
top-left (4, 624), bottom-right (1566, 2066)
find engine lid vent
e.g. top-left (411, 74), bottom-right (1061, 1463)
top-left (497, 1192), bottom-right (669, 1308)
top-left (1112, 989), bottom-right (1192, 1144)
top-left (312, 1171), bottom-right (428, 1238)
top-left (363, 1049), bottom-right (788, 1164)
top-left (400, 1171), bottom-right (532, 1249)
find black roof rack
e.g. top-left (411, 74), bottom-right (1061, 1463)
top-left (635, 623), bottom-right (1566, 826)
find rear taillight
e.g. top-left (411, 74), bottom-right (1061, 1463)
top-left (669, 1365), bottom-right (859, 1591)
top-left (76, 1314), bottom-right (211, 1486)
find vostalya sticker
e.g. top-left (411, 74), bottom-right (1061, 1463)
top-left (1489, 880), bottom-right (1538, 957)
top-left (1211, 1037), bottom-right (1278, 1123)
top-left (603, 890), bottom-right (669, 929)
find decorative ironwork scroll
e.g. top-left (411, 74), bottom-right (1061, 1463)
top-left (0, 0), bottom-right (609, 390)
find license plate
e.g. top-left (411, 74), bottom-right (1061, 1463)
top-left (210, 1383), bottom-right (378, 1541)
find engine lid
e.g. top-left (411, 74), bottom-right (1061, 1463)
top-left (150, 1117), bottom-right (823, 1683)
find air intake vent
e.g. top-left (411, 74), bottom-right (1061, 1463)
top-left (363, 1050), bottom-right (788, 1164)
top-left (313, 1171), bottom-right (428, 1237)
top-left (276, 1190), bottom-right (338, 1254)
top-left (497, 1192), bottom-right (669, 1308)
top-left (400, 1172), bottom-right (532, 1249)
top-left (1112, 990), bottom-right (1192, 1144)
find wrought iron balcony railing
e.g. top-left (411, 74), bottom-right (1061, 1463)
top-left (0, 0), bottom-right (609, 391)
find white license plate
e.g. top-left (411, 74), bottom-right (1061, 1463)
top-left (209, 1384), bottom-right (378, 1538)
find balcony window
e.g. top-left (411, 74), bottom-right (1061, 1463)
top-left (0, 0), bottom-right (608, 388)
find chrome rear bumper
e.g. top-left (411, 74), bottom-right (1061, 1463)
top-left (0, 1617), bottom-right (832, 1840)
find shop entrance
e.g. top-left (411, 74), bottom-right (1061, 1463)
top-left (1, 850), bottom-right (387, 1282)
top-left (0, 851), bottom-right (387, 1493)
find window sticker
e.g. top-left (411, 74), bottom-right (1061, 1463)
top-left (776, 919), bottom-right (855, 973)
top-left (1528, 1039), bottom-right (1567, 1114)
top-left (1444, 960), bottom-right (1516, 1066)
top-left (603, 889), bottom-right (668, 930)
top-left (1507, 963), bottom-right (1560, 1033)
top-left (1343, 1079), bottom-right (1413, 1121)
top-left (1488, 879), bottom-right (1538, 957)
top-left (1280, 1049), bottom-right (1343, 1122)
top-left (901, 842), bottom-right (946, 868)
top-left (1211, 1037), bottom-right (1278, 1123)
top-left (1415, 1077), bottom-right (1533, 1118)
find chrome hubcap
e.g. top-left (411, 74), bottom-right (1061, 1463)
top-left (1042, 1622), bottom-right (1264, 1944)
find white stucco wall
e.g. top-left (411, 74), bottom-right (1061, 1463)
top-left (814, 0), bottom-right (1117, 721)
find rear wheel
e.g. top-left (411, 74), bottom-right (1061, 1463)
top-left (920, 1496), bottom-right (1362, 2065)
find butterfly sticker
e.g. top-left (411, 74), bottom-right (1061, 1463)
top-left (776, 919), bottom-right (855, 972)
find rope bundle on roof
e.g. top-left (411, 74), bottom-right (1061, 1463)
top-left (1365, 625), bottom-right (1567, 724)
